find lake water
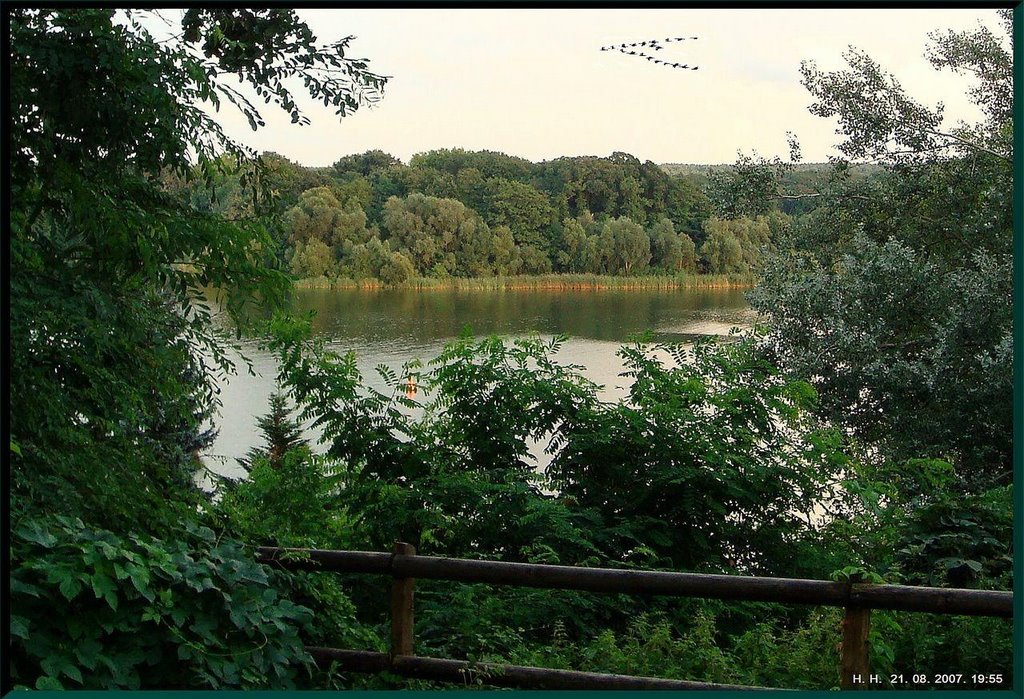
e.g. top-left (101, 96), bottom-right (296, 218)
top-left (204, 286), bottom-right (754, 477)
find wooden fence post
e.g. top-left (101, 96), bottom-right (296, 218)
top-left (390, 541), bottom-right (416, 658)
top-left (840, 602), bottom-right (871, 689)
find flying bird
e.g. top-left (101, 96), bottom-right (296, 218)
top-left (600, 36), bottom-right (701, 71)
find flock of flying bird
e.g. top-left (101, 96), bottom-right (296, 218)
top-left (600, 36), bottom-right (700, 71)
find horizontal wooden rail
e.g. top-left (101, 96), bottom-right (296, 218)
top-left (256, 546), bottom-right (1013, 618)
top-left (307, 647), bottom-right (776, 690)
top-left (258, 545), bottom-right (1013, 691)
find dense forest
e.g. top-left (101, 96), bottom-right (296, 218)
top-left (8, 8), bottom-right (1014, 691)
top-left (164, 146), bottom-right (806, 283)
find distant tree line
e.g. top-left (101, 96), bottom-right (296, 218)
top-left (165, 149), bottom-right (810, 283)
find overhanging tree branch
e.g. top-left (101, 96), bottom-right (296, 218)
top-left (923, 129), bottom-right (1010, 162)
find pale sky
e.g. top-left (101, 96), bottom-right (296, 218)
top-left (185, 9), bottom-right (1006, 166)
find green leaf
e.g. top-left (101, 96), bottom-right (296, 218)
top-left (61, 663), bottom-right (84, 684)
top-left (59, 575), bottom-right (84, 601)
top-left (35, 676), bottom-right (63, 690)
top-left (11, 577), bottom-right (43, 598)
top-left (104, 589), bottom-right (119, 611)
top-left (74, 638), bottom-right (104, 670)
top-left (91, 572), bottom-right (116, 600)
top-left (18, 521), bottom-right (58, 548)
top-left (127, 564), bottom-right (151, 595)
top-left (11, 614), bottom-right (30, 639)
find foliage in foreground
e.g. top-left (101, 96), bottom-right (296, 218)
top-left (7, 7), bottom-right (384, 691)
top-left (9, 7), bottom-right (384, 533)
top-left (9, 517), bottom-right (313, 689)
top-left (746, 12), bottom-right (1013, 490)
top-left (214, 332), bottom-right (1012, 688)
top-left (270, 322), bottom-right (835, 575)
top-left (10, 322), bottom-right (1012, 690)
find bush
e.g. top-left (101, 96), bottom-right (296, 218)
top-left (10, 516), bottom-right (314, 689)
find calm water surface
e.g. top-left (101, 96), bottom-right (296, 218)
top-left (205, 287), bottom-right (754, 476)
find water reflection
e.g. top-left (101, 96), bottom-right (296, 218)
top-left (204, 287), bottom-right (755, 476)
top-left (296, 287), bottom-right (752, 343)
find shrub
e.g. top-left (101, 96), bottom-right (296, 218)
top-left (10, 516), bottom-right (314, 689)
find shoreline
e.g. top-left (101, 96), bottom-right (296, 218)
top-left (292, 273), bottom-right (756, 292)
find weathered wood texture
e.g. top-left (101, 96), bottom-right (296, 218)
top-left (306, 647), bottom-right (777, 690)
top-left (389, 542), bottom-right (416, 658)
top-left (257, 547), bottom-right (390, 574)
top-left (260, 545), bottom-right (1013, 691)
top-left (840, 606), bottom-right (871, 690)
top-left (256, 546), bottom-right (1012, 617)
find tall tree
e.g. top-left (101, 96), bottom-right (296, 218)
top-left (749, 12), bottom-right (1012, 490)
top-left (9, 8), bottom-right (386, 530)
top-left (601, 217), bottom-right (651, 275)
top-left (488, 178), bottom-right (557, 253)
top-left (381, 193), bottom-right (495, 277)
top-left (649, 218), bottom-right (697, 273)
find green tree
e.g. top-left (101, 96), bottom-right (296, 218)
top-left (238, 392), bottom-right (307, 472)
top-left (701, 229), bottom-right (745, 273)
top-left (260, 152), bottom-right (338, 217)
top-left (410, 148), bottom-right (534, 182)
top-left (703, 216), bottom-right (772, 272)
top-left (333, 149), bottom-right (403, 178)
top-left (289, 239), bottom-right (335, 278)
top-left (381, 193), bottom-right (494, 277)
top-left (455, 167), bottom-right (492, 219)
top-left (750, 12), bottom-right (1013, 488)
top-left (557, 216), bottom-right (590, 273)
top-left (601, 217), bottom-right (651, 275)
top-left (491, 225), bottom-right (521, 275)
top-left (7, 7), bottom-right (391, 690)
top-left (550, 336), bottom-right (834, 574)
top-left (665, 173), bottom-right (711, 238)
top-left (286, 186), bottom-right (371, 250)
top-left (618, 175), bottom-right (646, 223)
top-left (517, 244), bottom-right (554, 275)
top-left (337, 240), bottom-right (378, 279)
top-left (678, 233), bottom-right (698, 273)
top-left (330, 175), bottom-right (374, 214)
top-left (488, 178), bottom-right (557, 253)
top-left (8, 8), bottom-right (376, 530)
top-left (379, 251), bottom-right (417, 286)
top-left (648, 218), bottom-right (697, 273)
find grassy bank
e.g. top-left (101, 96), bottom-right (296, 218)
top-left (294, 273), bottom-right (756, 291)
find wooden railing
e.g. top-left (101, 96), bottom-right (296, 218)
top-left (256, 543), bottom-right (1013, 691)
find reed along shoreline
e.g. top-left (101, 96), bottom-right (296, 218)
top-left (293, 273), bottom-right (756, 292)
